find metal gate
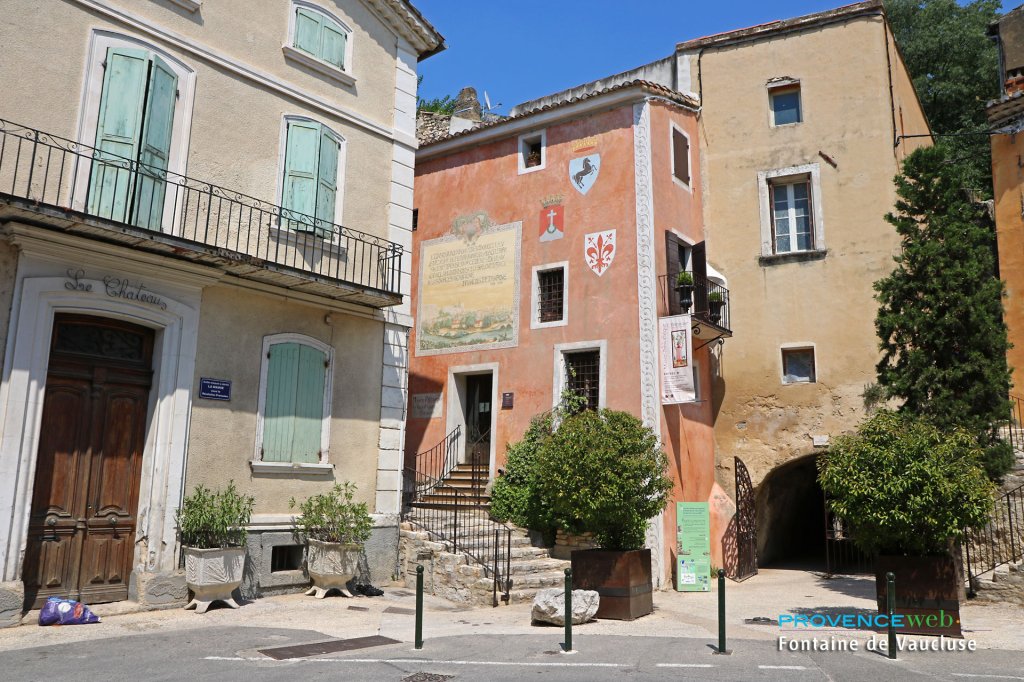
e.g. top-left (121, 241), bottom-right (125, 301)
top-left (823, 491), bottom-right (873, 575)
top-left (733, 457), bottom-right (758, 581)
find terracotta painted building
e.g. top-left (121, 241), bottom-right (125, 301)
top-left (408, 81), bottom-right (735, 588)
top-left (408, 0), bottom-right (932, 582)
top-left (0, 0), bottom-right (442, 624)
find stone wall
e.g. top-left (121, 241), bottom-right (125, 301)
top-left (397, 523), bottom-right (495, 605)
top-left (551, 531), bottom-right (598, 561)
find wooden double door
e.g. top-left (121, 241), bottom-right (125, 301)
top-left (22, 314), bottom-right (154, 609)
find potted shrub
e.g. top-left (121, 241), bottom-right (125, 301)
top-left (818, 412), bottom-right (994, 636)
top-left (177, 481), bottom-right (254, 614)
top-left (290, 482), bottom-right (373, 599)
top-left (536, 409), bottom-right (673, 620)
top-left (675, 271), bottom-right (694, 312)
top-left (707, 290), bottom-right (725, 323)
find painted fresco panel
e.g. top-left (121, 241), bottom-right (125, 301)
top-left (415, 221), bottom-right (522, 356)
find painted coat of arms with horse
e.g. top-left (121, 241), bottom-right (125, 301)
top-left (569, 154), bottom-right (600, 195)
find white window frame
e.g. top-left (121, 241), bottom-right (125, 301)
top-left (768, 79), bottom-right (802, 127)
top-left (780, 343), bottom-right (817, 385)
top-left (283, 1), bottom-right (356, 87)
top-left (531, 261), bottom-right (569, 329)
top-left (517, 129), bottom-right (547, 174)
top-left (552, 340), bottom-right (608, 410)
top-left (164, 0), bottom-right (202, 12)
top-left (757, 163), bottom-right (825, 258)
top-left (73, 31), bottom-right (197, 225)
top-left (272, 115), bottom-right (348, 249)
top-left (251, 333), bottom-right (335, 474)
top-left (669, 121), bottom-right (692, 190)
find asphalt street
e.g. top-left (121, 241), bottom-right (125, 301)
top-left (2, 626), bottom-right (1023, 681)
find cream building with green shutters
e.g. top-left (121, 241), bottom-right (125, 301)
top-left (0, 0), bottom-right (443, 624)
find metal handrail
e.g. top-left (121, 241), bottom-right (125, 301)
top-left (403, 472), bottom-right (513, 606)
top-left (412, 425), bottom-right (462, 497)
top-left (963, 482), bottom-right (1024, 593)
top-left (0, 118), bottom-right (404, 297)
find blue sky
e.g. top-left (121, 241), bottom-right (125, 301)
top-left (414, 0), bottom-right (1003, 115)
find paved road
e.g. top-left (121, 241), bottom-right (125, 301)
top-left (2, 626), bottom-right (1023, 681)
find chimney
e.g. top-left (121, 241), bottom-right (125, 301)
top-left (453, 87), bottom-right (482, 122)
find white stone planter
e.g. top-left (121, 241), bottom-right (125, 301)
top-left (305, 539), bottom-right (360, 598)
top-left (183, 546), bottom-right (245, 614)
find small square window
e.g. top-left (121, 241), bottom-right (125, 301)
top-left (271, 545), bottom-right (304, 572)
top-left (770, 86), bottom-right (802, 126)
top-left (537, 268), bottom-right (564, 323)
top-left (782, 348), bottom-right (816, 384)
top-left (518, 130), bottom-right (546, 174)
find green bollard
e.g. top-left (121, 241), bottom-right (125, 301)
top-left (564, 568), bottom-right (573, 653)
top-left (415, 565), bottom-right (424, 650)
top-left (716, 568), bottom-right (730, 655)
top-left (886, 572), bottom-right (897, 660)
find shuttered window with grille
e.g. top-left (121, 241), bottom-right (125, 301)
top-left (565, 350), bottom-right (600, 412)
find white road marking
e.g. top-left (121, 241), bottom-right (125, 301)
top-left (204, 656), bottom-right (626, 667)
top-left (952, 675), bottom-right (1024, 681)
top-left (759, 665), bottom-right (808, 670)
top-left (656, 663), bottom-right (716, 668)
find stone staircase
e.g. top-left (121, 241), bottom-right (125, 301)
top-left (414, 462), bottom-right (491, 507)
top-left (399, 511), bottom-right (570, 606)
top-left (969, 559), bottom-right (1024, 606)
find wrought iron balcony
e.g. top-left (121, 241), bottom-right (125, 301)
top-left (658, 271), bottom-right (732, 337)
top-left (0, 119), bottom-right (403, 307)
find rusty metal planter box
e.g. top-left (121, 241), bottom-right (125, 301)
top-left (570, 548), bottom-right (653, 621)
top-left (875, 554), bottom-right (962, 637)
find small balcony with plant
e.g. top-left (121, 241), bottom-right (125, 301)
top-left (658, 268), bottom-right (732, 339)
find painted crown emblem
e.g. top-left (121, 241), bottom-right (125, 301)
top-left (541, 194), bottom-right (564, 208)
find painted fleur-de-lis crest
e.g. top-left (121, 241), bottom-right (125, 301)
top-left (584, 229), bottom-right (616, 276)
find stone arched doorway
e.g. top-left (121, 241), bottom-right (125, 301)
top-left (754, 454), bottom-right (826, 568)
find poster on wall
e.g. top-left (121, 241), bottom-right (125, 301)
top-left (659, 314), bottom-right (696, 404)
top-left (676, 502), bottom-right (711, 592)
top-left (416, 221), bottom-right (522, 356)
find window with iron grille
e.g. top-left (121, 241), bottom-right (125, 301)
top-left (565, 350), bottom-right (600, 411)
top-left (537, 268), bottom-right (564, 323)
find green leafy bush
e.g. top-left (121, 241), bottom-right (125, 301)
top-left (676, 271), bottom-right (693, 286)
top-left (981, 440), bottom-right (1015, 481)
top-left (818, 411), bottom-right (994, 556)
top-left (177, 481), bottom-right (254, 549)
top-left (290, 482), bottom-right (373, 545)
top-left (489, 412), bottom-right (556, 538)
top-left (536, 410), bottom-right (673, 551)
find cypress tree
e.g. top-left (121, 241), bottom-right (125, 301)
top-left (875, 145), bottom-right (1013, 478)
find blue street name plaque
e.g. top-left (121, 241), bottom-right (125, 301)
top-left (198, 377), bottom-right (232, 401)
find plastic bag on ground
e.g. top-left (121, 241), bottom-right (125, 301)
top-left (38, 596), bottom-right (101, 625)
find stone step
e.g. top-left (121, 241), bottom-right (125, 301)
top-left (506, 558), bottom-right (571, 575)
top-left (481, 570), bottom-right (567, 591)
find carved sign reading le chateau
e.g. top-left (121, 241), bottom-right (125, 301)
top-left (65, 269), bottom-right (168, 310)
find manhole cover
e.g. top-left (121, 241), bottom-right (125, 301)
top-left (402, 674), bottom-right (453, 682)
top-left (744, 617), bottom-right (778, 626)
top-left (392, 590), bottom-right (415, 597)
top-left (347, 605), bottom-right (369, 612)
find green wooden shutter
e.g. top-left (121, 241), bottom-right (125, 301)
top-left (134, 54), bottom-right (177, 230)
top-left (321, 20), bottom-right (347, 69)
top-left (292, 345), bottom-right (327, 463)
top-left (294, 8), bottom-right (323, 57)
top-left (282, 120), bottom-right (321, 232)
top-left (88, 47), bottom-right (149, 221)
top-left (314, 129), bottom-right (339, 238)
top-left (262, 343), bottom-right (300, 462)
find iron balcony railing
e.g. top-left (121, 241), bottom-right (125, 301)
top-left (0, 118), bottom-right (403, 299)
top-left (658, 271), bottom-right (731, 333)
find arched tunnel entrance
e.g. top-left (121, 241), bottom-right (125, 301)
top-left (754, 454), bottom-right (826, 568)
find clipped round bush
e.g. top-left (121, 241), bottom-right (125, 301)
top-left (535, 409), bottom-right (672, 551)
top-left (818, 411), bottom-right (995, 556)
